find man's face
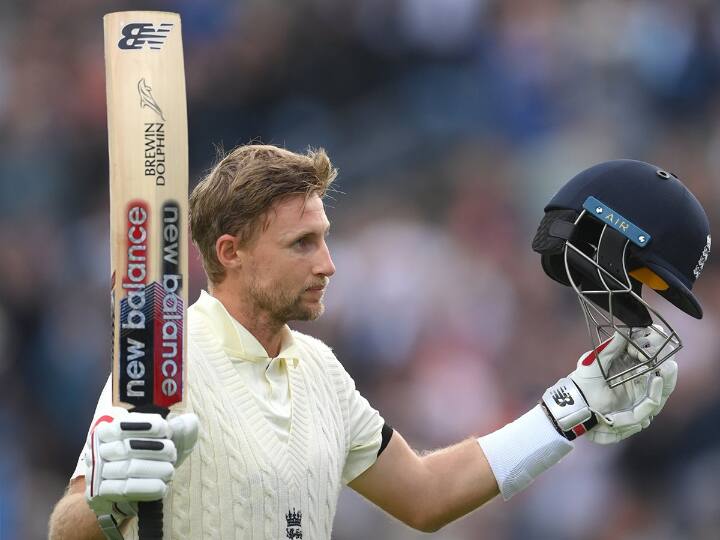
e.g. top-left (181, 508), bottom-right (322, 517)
top-left (239, 193), bottom-right (335, 323)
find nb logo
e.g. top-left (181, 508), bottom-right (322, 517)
top-left (118, 23), bottom-right (173, 50)
top-left (551, 387), bottom-right (575, 407)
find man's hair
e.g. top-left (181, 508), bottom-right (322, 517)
top-left (190, 144), bottom-right (337, 284)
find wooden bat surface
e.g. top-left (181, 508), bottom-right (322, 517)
top-left (104, 10), bottom-right (188, 416)
top-left (104, 11), bottom-right (189, 539)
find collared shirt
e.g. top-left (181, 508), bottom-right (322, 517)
top-left (193, 290), bottom-right (299, 445)
top-left (73, 291), bottom-right (384, 485)
top-left (190, 291), bottom-right (384, 480)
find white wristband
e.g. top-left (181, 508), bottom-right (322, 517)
top-left (477, 405), bottom-right (573, 500)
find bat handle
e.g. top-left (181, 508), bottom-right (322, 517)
top-left (138, 500), bottom-right (164, 539)
top-left (135, 404), bottom-right (169, 539)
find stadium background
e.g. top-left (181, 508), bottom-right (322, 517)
top-left (1, 0), bottom-right (719, 538)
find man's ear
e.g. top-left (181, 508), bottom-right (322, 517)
top-left (215, 234), bottom-right (243, 271)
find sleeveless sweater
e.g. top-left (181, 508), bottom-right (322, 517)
top-left (124, 312), bottom-right (367, 539)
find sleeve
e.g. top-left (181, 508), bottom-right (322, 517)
top-left (70, 375), bottom-right (129, 480)
top-left (338, 367), bottom-right (385, 485)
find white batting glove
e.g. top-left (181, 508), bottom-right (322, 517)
top-left (542, 326), bottom-right (678, 444)
top-left (83, 411), bottom-right (199, 538)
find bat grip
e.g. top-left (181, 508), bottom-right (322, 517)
top-left (134, 404), bottom-right (169, 539)
top-left (138, 500), bottom-right (164, 539)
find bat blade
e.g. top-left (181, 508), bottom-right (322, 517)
top-left (104, 11), bottom-right (188, 415)
top-left (104, 10), bottom-right (188, 539)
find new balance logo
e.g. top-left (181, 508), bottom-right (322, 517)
top-left (551, 387), bottom-right (575, 407)
top-left (118, 23), bottom-right (173, 50)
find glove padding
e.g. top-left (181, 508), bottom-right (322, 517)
top-left (570, 326), bottom-right (678, 444)
top-left (84, 411), bottom-right (199, 527)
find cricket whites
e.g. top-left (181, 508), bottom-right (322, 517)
top-left (104, 11), bottom-right (188, 539)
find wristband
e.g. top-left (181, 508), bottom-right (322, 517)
top-left (477, 405), bottom-right (573, 500)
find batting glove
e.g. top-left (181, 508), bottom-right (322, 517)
top-left (83, 411), bottom-right (199, 539)
top-left (542, 326), bottom-right (678, 444)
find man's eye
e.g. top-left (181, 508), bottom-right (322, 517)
top-left (294, 237), bottom-right (309, 248)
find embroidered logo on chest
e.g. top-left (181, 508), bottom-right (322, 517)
top-left (286, 508), bottom-right (303, 539)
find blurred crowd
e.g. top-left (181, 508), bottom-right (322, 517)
top-left (1, 0), bottom-right (720, 538)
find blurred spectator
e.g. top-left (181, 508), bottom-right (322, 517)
top-left (0, 1), bottom-right (718, 538)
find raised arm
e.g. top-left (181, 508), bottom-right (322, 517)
top-left (350, 431), bottom-right (499, 532)
top-left (350, 330), bottom-right (677, 533)
top-left (48, 477), bottom-right (107, 540)
top-left (49, 412), bottom-right (199, 540)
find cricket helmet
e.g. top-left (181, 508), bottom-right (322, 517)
top-left (532, 159), bottom-right (711, 386)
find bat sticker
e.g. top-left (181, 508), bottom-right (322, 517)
top-left (138, 78), bottom-right (165, 121)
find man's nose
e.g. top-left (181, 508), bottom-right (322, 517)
top-left (315, 241), bottom-right (336, 277)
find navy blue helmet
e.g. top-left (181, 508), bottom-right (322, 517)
top-left (533, 159), bottom-right (711, 386)
top-left (534, 159), bottom-right (710, 323)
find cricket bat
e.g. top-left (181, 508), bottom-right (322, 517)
top-left (104, 11), bottom-right (188, 539)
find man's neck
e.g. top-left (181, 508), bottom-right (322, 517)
top-left (208, 285), bottom-right (285, 358)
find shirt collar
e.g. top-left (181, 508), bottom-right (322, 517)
top-left (193, 290), bottom-right (300, 366)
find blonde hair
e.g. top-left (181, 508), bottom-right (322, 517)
top-left (189, 144), bottom-right (337, 284)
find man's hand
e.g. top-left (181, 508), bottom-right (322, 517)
top-left (83, 411), bottom-right (199, 538)
top-left (542, 326), bottom-right (678, 444)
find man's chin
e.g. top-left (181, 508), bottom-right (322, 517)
top-left (282, 301), bottom-right (325, 322)
top-left (300, 302), bottom-right (325, 321)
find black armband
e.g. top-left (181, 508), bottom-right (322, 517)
top-left (377, 423), bottom-right (394, 456)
